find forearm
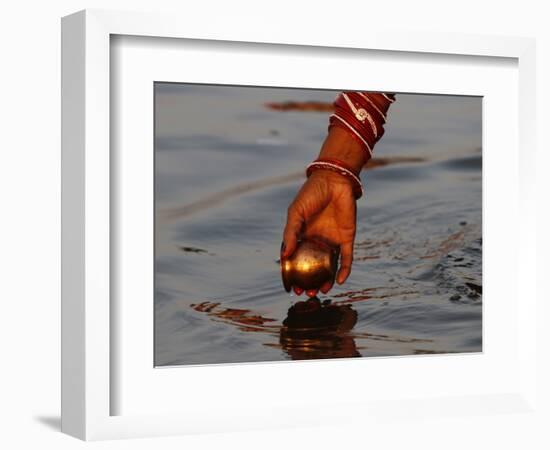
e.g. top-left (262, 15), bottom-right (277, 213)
top-left (317, 126), bottom-right (367, 174)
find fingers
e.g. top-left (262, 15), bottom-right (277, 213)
top-left (293, 287), bottom-right (318, 297)
top-left (290, 270), bottom-right (335, 297)
top-left (282, 205), bottom-right (303, 258)
top-left (337, 241), bottom-right (354, 284)
top-left (320, 281), bottom-right (333, 294)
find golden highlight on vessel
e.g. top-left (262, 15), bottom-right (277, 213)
top-left (280, 238), bottom-right (339, 293)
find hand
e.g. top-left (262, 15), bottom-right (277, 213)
top-left (282, 168), bottom-right (358, 297)
top-left (282, 127), bottom-right (366, 297)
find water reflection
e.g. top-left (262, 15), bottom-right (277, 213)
top-left (280, 298), bottom-right (360, 360)
top-left (190, 297), bottom-right (361, 360)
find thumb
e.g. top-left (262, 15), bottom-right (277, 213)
top-left (336, 241), bottom-right (354, 284)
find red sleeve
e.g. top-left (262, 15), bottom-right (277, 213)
top-left (329, 92), bottom-right (395, 160)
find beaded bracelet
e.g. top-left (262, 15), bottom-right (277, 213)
top-left (306, 158), bottom-right (364, 200)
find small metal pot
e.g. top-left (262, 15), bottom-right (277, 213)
top-left (280, 238), bottom-right (339, 292)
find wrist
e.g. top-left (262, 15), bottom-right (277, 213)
top-left (306, 159), bottom-right (363, 199)
top-left (309, 169), bottom-right (355, 191)
top-left (318, 126), bottom-right (367, 174)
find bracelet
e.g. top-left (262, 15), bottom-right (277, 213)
top-left (306, 158), bottom-right (364, 200)
top-left (328, 92), bottom-right (394, 159)
top-left (329, 113), bottom-right (373, 157)
top-left (355, 92), bottom-right (388, 122)
top-left (335, 94), bottom-right (381, 145)
top-left (328, 118), bottom-right (372, 156)
top-left (342, 93), bottom-right (378, 138)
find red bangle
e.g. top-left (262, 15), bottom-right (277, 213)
top-left (328, 119), bottom-right (372, 155)
top-left (328, 92), bottom-right (394, 159)
top-left (308, 157), bottom-right (360, 177)
top-left (330, 108), bottom-right (376, 153)
top-left (306, 158), bottom-right (363, 199)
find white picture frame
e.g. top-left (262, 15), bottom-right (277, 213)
top-left (61, 9), bottom-right (538, 441)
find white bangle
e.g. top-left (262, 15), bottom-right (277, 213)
top-left (306, 160), bottom-right (364, 199)
top-left (329, 113), bottom-right (373, 158)
top-left (356, 92), bottom-right (387, 122)
top-left (341, 93), bottom-right (378, 138)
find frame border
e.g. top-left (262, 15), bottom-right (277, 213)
top-left (61, 9), bottom-right (537, 440)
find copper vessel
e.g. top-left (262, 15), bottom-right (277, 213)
top-left (280, 238), bottom-right (339, 292)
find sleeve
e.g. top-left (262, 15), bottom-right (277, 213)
top-left (328, 92), bottom-right (395, 160)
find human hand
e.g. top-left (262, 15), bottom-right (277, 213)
top-left (282, 169), bottom-right (357, 297)
top-left (279, 93), bottom-right (394, 297)
top-left (282, 127), bottom-right (366, 297)
top-left (281, 124), bottom-right (368, 298)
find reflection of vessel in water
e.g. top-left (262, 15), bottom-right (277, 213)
top-left (190, 297), bottom-right (360, 360)
top-left (280, 297), bottom-right (360, 360)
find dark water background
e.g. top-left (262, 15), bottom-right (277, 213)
top-left (154, 84), bottom-right (482, 366)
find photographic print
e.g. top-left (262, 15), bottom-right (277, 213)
top-left (154, 84), bottom-right (482, 366)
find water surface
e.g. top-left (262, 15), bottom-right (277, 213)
top-left (154, 84), bottom-right (482, 366)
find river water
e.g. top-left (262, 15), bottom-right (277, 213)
top-left (154, 84), bottom-right (482, 366)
